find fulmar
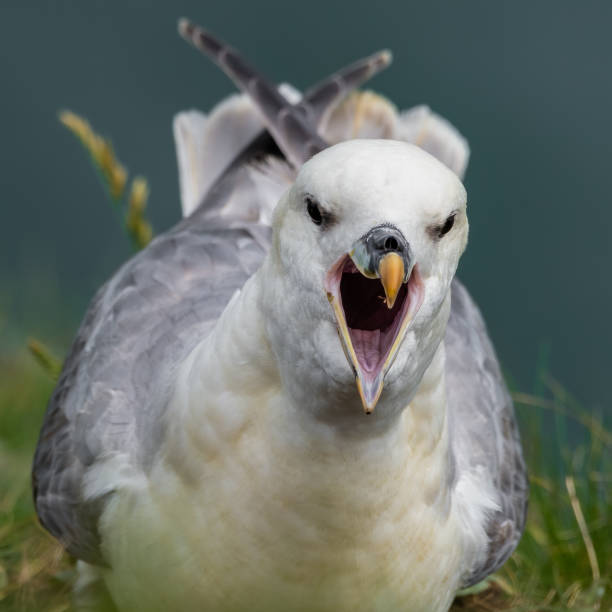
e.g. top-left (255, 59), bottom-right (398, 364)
top-left (32, 19), bottom-right (528, 612)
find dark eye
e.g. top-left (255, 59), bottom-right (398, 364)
top-left (437, 213), bottom-right (456, 238)
top-left (306, 196), bottom-right (323, 225)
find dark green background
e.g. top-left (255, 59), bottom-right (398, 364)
top-left (1, 1), bottom-right (610, 409)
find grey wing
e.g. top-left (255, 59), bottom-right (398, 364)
top-left (445, 280), bottom-right (528, 587)
top-left (32, 180), bottom-right (272, 564)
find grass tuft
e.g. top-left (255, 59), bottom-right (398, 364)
top-left (451, 376), bottom-right (611, 610)
top-left (0, 353), bottom-right (74, 611)
top-left (59, 111), bottom-right (127, 202)
top-left (59, 110), bottom-right (153, 251)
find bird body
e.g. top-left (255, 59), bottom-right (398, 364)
top-left (89, 235), bottom-right (490, 612)
top-left (96, 346), bottom-right (469, 612)
top-left (33, 21), bottom-right (527, 612)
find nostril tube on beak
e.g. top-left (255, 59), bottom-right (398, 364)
top-left (369, 225), bottom-right (407, 257)
top-left (348, 224), bottom-right (412, 284)
top-left (384, 236), bottom-right (399, 251)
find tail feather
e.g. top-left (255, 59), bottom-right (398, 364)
top-left (178, 18), bottom-right (392, 167)
top-left (300, 49), bottom-right (392, 129)
top-left (178, 19), bottom-right (326, 167)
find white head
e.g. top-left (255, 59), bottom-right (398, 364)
top-left (260, 139), bottom-right (468, 421)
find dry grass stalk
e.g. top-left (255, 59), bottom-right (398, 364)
top-left (565, 476), bottom-right (600, 582)
top-left (59, 110), bottom-right (153, 250)
top-left (26, 339), bottom-right (61, 381)
top-left (126, 176), bottom-right (153, 249)
top-left (59, 111), bottom-right (127, 201)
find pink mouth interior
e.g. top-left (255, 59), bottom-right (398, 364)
top-left (327, 257), bottom-right (419, 385)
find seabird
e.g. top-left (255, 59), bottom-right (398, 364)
top-left (32, 19), bottom-right (528, 612)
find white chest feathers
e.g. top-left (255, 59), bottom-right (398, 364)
top-left (88, 377), bottom-right (490, 612)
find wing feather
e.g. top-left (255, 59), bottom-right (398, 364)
top-left (32, 173), bottom-right (273, 563)
top-left (445, 280), bottom-right (528, 586)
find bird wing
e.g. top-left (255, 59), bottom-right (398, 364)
top-left (32, 195), bottom-right (274, 564)
top-left (445, 280), bottom-right (529, 587)
top-left (32, 23), bottom-right (393, 566)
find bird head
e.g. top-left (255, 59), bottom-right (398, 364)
top-left (263, 139), bottom-right (468, 417)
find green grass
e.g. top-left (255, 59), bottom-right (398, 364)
top-left (0, 350), bottom-right (73, 611)
top-left (0, 346), bottom-right (609, 611)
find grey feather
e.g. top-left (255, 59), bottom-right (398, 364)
top-left (32, 168), bottom-right (272, 564)
top-left (445, 281), bottom-right (528, 587)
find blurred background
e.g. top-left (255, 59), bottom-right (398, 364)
top-left (1, 2), bottom-right (610, 609)
top-left (1, 0), bottom-right (610, 410)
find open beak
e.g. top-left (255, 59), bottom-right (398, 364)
top-left (324, 228), bottom-right (424, 413)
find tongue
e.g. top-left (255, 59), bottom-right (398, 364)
top-left (349, 328), bottom-right (382, 373)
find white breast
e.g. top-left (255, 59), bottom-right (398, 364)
top-left (84, 291), bottom-right (492, 612)
top-left (91, 401), bottom-right (484, 611)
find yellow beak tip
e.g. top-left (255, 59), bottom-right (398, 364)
top-left (379, 252), bottom-right (404, 310)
